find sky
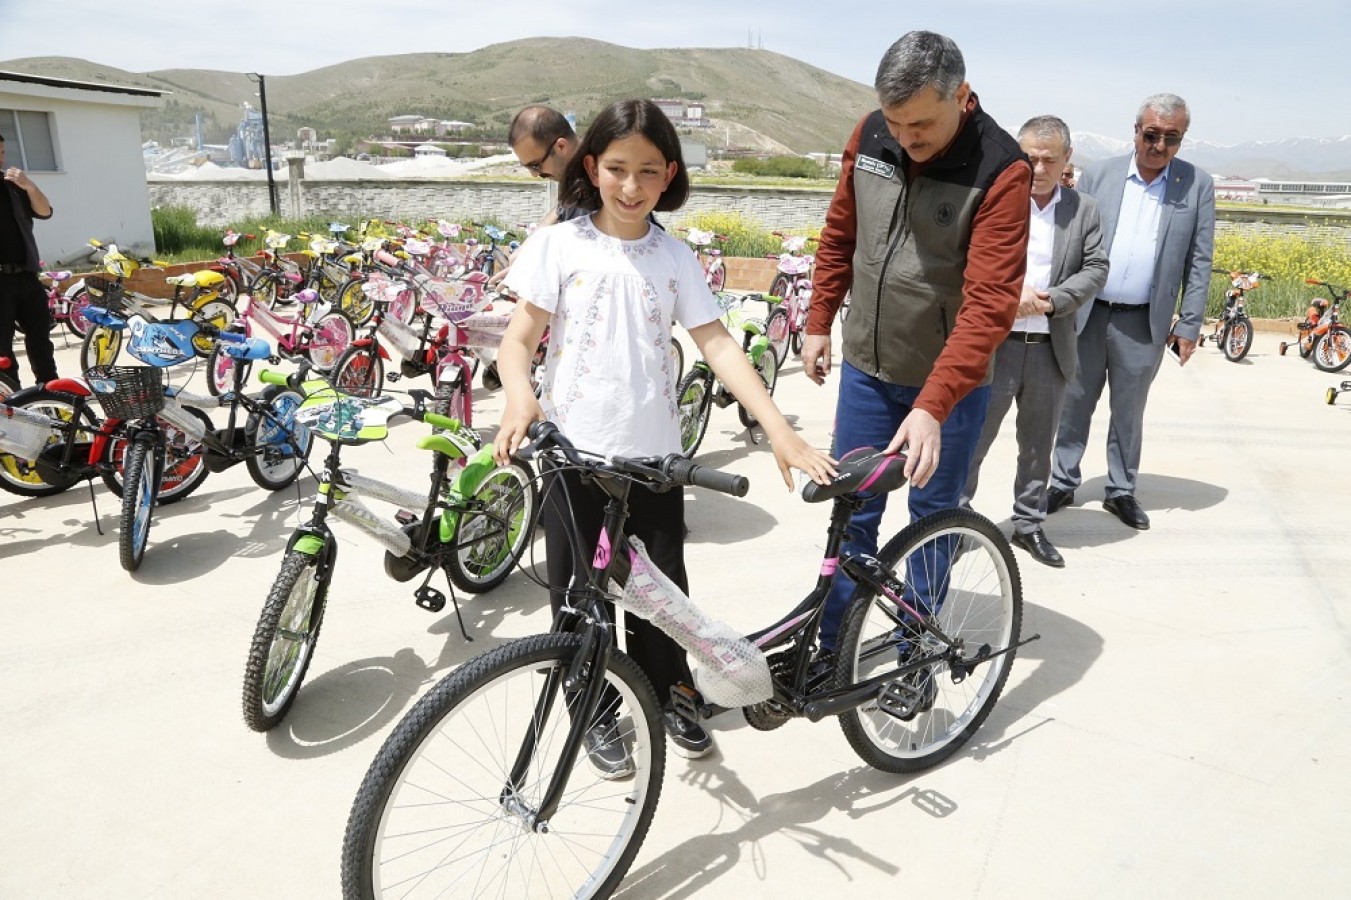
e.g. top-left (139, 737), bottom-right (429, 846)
top-left (1, 0), bottom-right (1348, 148)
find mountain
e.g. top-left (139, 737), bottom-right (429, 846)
top-left (1072, 132), bottom-right (1351, 180)
top-left (0, 39), bottom-right (876, 156)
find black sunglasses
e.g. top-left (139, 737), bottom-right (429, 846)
top-left (1136, 126), bottom-right (1184, 148)
top-left (522, 140), bottom-right (558, 176)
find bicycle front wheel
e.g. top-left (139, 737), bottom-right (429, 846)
top-left (737, 343), bottom-right (778, 429)
top-left (764, 306), bottom-right (790, 367)
top-left (341, 632), bottom-right (665, 900)
top-left (118, 433), bottom-right (161, 572)
top-left (675, 369), bottom-right (713, 457)
top-left (242, 547), bottom-right (334, 732)
top-left (332, 343), bottom-right (384, 398)
top-left (1223, 317), bottom-right (1254, 363)
top-left (447, 460), bottom-right (539, 593)
top-left (836, 508), bottom-right (1022, 773)
top-left (80, 325), bottom-right (123, 371)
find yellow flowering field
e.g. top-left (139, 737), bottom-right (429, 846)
top-left (1210, 231), bottom-right (1351, 318)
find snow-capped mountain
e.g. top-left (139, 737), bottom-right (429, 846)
top-left (1071, 132), bottom-right (1351, 179)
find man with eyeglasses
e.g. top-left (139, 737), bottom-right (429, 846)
top-left (507, 106), bottom-right (580, 226)
top-left (1046, 93), bottom-right (1215, 531)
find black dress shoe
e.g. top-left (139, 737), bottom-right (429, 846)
top-left (1011, 529), bottom-right (1065, 568)
top-left (1046, 487), bottom-right (1074, 515)
top-left (1103, 494), bottom-right (1150, 530)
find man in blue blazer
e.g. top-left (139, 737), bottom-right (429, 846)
top-left (962, 116), bottom-right (1108, 566)
top-left (1046, 94), bottom-right (1214, 530)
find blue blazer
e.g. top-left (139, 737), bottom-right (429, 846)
top-left (1075, 154), bottom-right (1215, 344)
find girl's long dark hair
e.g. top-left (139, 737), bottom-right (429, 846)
top-left (559, 99), bottom-right (690, 213)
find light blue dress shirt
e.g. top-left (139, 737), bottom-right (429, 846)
top-left (1100, 159), bottom-right (1169, 306)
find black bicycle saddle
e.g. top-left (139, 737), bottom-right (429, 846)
top-left (801, 446), bottom-right (908, 503)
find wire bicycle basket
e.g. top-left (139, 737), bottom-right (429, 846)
top-left (83, 275), bottom-right (126, 311)
top-left (85, 365), bottom-right (166, 419)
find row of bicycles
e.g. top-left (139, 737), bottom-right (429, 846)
top-left (3, 219), bottom-right (1034, 899)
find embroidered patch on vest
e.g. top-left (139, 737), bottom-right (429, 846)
top-left (856, 155), bottom-right (896, 179)
top-left (934, 202), bottom-right (957, 227)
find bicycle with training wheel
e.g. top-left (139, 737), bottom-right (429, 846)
top-left (340, 423), bottom-right (1032, 899)
top-left (240, 375), bottom-right (539, 732)
top-left (675, 292), bottom-right (779, 457)
top-left (1279, 279), bottom-right (1350, 372)
top-left (1200, 269), bottom-right (1258, 362)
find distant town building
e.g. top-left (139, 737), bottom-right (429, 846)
top-left (1214, 176), bottom-right (1258, 202)
top-left (1253, 179), bottom-right (1351, 209)
top-left (652, 98), bottom-right (709, 128)
top-left (414, 143), bottom-right (448, 158)
top-left (388, 115), bottom-right (478, 136)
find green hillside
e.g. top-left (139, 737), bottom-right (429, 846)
top-left (1, 38), bottom-right (875, 155)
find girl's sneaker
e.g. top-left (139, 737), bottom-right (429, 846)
top-left (662, 708), bottom-right (713, 759)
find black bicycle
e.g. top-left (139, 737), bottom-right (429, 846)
top-left (340, 423), bottom-right (1033, 899)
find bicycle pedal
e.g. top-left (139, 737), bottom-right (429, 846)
top-left (414, 585), bottom-right (447, 613)
top-left (394, 509), bottom-right (418, 526)
top-left (386, 372), bottom-right (401, 382)
top-left (669, 682), bottom-right (704, 720)
top-left (268, 355), bottom-right (281, 364)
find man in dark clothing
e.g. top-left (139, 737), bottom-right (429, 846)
top-left (0, 131), bottom-right (57, 385)
top-left (803, 31), bottom-right (1031, 652)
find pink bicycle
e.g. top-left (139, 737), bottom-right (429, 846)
top-left (764, 232), bottom-right (817, 366)
top-left (678, 227), bottom-right (728, 291)
top-left (204, 288), bottom-right (354, 396)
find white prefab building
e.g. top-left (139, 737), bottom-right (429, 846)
top-left (1, 70), bottom-right (165, 264)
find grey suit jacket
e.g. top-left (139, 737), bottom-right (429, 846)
top-left (1075, 154), bottom-right (1216, 344)
top-left (1043, 188), bottom-right (1109, 380)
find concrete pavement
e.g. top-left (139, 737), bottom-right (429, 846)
top-left (2, 326), bottom-right (1349, 898)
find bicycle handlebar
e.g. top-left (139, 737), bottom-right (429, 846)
top-left (523, 421), bottom-right (749, 497)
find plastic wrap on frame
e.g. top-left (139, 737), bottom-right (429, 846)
top-left (619, 536), bottom-right (773, 707)
top-left (376, 316), bottom-right (424, 361)
top-left (157, 398), bottom-right (209, 442)
top-left (0, 403), bottom-right (56, 459)
top-left (340, 467), bottom-right (428, 511)
top-left (330, 497), bottom-right (413, 557)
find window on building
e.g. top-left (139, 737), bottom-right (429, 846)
top-left (0, 108), bottom-right (58, 171)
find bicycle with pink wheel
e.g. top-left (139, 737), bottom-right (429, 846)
top-left (763, 231), bottom-right (817, 366)
top-left (203, 288), bottom-right (354, 396)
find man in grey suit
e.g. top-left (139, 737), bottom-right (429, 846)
top-left (961, 116), bottom-right (1108, 567)
top-left (1046, 93), bottom-right (1215, 530)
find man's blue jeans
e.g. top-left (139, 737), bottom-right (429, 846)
top-left (817, 361), bottom-right (991, 651)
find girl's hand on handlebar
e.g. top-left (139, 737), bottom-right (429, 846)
top-left (493, 398), bottom-right (545, 465)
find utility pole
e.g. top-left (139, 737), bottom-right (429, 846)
top-left (248, 72), bottom-right (279, 216)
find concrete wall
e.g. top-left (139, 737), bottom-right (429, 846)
top-left (145, 177), bottom-right (835, 232)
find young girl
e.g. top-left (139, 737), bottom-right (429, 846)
top-left (492, 99), bottom-right (834, 767)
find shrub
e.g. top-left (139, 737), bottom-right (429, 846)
top-left (1208, 230), bottom-right (1351, 318)
top-left (670, 210), bottom-right (780, 258)
top-left (151, 205), bottom-right (220, 256)
top-left (731, 156), bottom-right (823, 179)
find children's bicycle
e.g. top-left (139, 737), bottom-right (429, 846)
top-left (1200, 269), bottom-right (1257, 362)
top-left (1280, 279), bottom-right (1350, 372)
top-left (240, 377), bottom-right (539, 732)
top-left (83, 313), bottom-right (312, 570)
top-left (677, 227), bottom-right (728, 291)
top-left (764, 231), bottom-right (817, 365)
top-left (339, 423), bottom-right (1031, 899)
top-left (675, 292), bottom-right (778, 457)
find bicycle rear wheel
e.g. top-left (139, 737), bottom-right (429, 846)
top-left (737, 343), bottom-right (778, 429)
top-left (245, 385), bottom-right (312, 490)
top-left (0, 390), bottom-right (99, 497)
top-left (242, 547), bottom-right (335, 732)
top-left (1313, 325), bottom-right (1351, 372)
top-left (835, 508), bottom-right (1022, 773)
top-left (118, 433), bottom-right (161, 572)
top-left (306, 311), bottom-right (355, 371)
top-left (341, 632), bottom-right (664, 900)
top-left (764, 306), bottom-right (790, 367)
top-left (446, 460), bottom-right (539, 593)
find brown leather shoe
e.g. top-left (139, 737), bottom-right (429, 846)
top-left (1103, 494), bottom-right (1150, 530)
top-left (1011, 528), bottom-right (1065, 568)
